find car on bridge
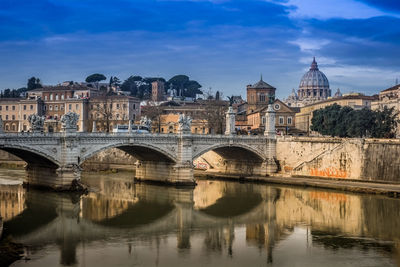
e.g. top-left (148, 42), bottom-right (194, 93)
top-left (112, 124), bottom-right (150, 133)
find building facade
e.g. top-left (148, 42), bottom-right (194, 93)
top-left (0, 84), bottom-right (140, 133)
top-left (371, 84), bottom-right (400, 136)
top-left (296, 94), bottom-right (377, 134)
top-left (246, 76), bottom-right (276, 113)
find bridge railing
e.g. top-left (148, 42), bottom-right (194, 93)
top-left (0, 132), bottom-right (272, 140)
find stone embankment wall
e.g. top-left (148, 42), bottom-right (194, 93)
top-left (277, 137), bottom-right (400, 182)
top-left (81, 148), bottom-right (137, 171)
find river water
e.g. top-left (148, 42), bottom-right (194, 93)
top-left (1, 169), bottom-right (400, 267)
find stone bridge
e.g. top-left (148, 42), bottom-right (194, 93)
top-left (0, 131), bottom-right (277, 189)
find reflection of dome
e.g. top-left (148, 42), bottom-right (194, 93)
top-left (298, 57), bottom-right (330, 100)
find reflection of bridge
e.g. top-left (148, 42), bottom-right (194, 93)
top-left (3, 177), bottom-right (400, 266)
top-left (0, 132), bottom-right (277, 189)
top-left (3, 181), bottom-right (279, 265)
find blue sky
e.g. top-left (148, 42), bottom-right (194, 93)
top-left (0, 0), bottom-right (400, 98)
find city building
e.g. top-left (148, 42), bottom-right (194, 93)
top-left (296, 94), bottom-right (377, 134)
top-left (0, 83), bottom-right (140, 133)
top-left (371, 84), bottom-right (400, 136)
top-left (0, 98), bottom-right (44, 132)
top-left (246, 76), bottom-right (276, 113)
top-left (89, 95), bottom-right (141, 132)
top-left (246, 99), bottom-right (298, 134)
top-left (284, 57), bottom-right (331, 107)
top-left (151, 80), bottom-right (165, 102)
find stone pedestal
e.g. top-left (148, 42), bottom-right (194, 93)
top-left (264, 104), bottom-right (276, 138)
top-left (225, 106), bottom-right (236, 135)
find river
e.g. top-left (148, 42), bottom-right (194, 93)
top-left (0, 169), bottom-right (399, 267)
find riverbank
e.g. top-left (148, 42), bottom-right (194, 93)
top-left (195, 171), bottom-right (400, 197)
top-left (0, 236), bottom-right (24, 267)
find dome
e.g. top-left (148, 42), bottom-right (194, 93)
top-left (299, 57), bottom-right (329, 90)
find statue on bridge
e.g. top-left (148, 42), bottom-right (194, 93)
top-left (61, 112), bottom-right (80, 132)
top-left (178, 114), bottom-right (192, 134)
top-left (28, 114), bottom-right (45, 132)
top-left (140, 116), bottom-right (152, 129)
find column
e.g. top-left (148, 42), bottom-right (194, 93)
top-left (263, 104), bottom-right (278, 174)
top-left (225, 106), bottom-right (236, 135)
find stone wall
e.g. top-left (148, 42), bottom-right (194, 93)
top-left (277, 136), bottom-right (400, 182)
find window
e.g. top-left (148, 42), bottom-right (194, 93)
top-left (260, 94), bottom-right (266, 102)
top-left (287, 116), bottom-right (292, 125)
top-left (123, 104), bottom-right (127, 109)
top-left (133, 104), bottom-right (136, 109)
top-left (11, 125), bottom-right (15, 131)
top-left (23, 105), bottom-right (26, 110)
top-left (0, 106), bottom-right (2, 111)
top-left (55, 105), bottom-right (58, 111)
top-left (55, 94), bottom-right (59, 100)
top-left (91, 105), bottom-right (93, 110)
top-left (44, 96), bottom-right (48, 100)
top-left (23, 114), bottom-right (26, 120)
top-left (279, 116), bottom-right (284, 125)
top-left (44, 105), bottom-right (47, 111)
top-left (50, 94), bottom-right (53, 100)
top-left (61, 95), bottom-right (64, 100)
top-left (30, 105), bottom-right (33, 110)
top-left (262, 116), bottom-right (266, 125)
top-left (12, 106), bottom-right (15, 111)
top-left (76, 104), bottom-right (79, 110)
top-left (61, 105), bottom-right (64, 110)
top-left (116, 114), bottom-right (120, 119)
top-left (23, 125), bottom-right (27, 131)
top-left (12, 115), bottom-right (15, 120)
top-left (54, 115), bottom-right (58, 120)
top-left (69, 104), bottom-right (72, 110)
top-left (6, 106), bottom-right (8, 111)
top-left (49, 105), bottom-right (53, 111)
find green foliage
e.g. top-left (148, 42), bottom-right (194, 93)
top-left (27, 77), bottom-right (42, 90)
top-left (168, 75), bottom-right (202, 98)
top-left (311, 104), bottom-right (399, 138)
top-left (1, 87), bottom-right (28, 98)
top-left (120, 74), bottom-right (202, 100)
top-left (85, 73), bottom-right (106, 83)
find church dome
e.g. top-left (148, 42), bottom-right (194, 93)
top-left (299, 57), bottom-right (329, 90)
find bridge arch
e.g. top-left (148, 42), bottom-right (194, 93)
top-left (0, 144), bottom-right (60, 168)
top-left (80, 142), bottom-right (177, 165)
top-left (193, 143), bottom-right (266, 162)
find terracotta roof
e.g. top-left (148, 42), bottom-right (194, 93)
top-left (248, 77), bottom-right (275, 90)
top-left (381, 84), bottom-right (400, 93)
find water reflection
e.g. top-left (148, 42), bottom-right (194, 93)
top-left (0, 171), bottom-right (399, 266)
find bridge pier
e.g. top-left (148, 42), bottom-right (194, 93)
top-left (26, 163), bottom-right (81, 190)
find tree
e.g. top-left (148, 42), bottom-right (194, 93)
top-left (85, 73), bottom-right (106, 83)
top-left (168, 75), bottom-right (202, 98)
top-left (311, 104), bottom-right (399, 138)
top-left (204, 99), bottom-right (228, 134)
top-left (144, 104), bottom-right (164, 133)
top-left (27, 77), bottom-right (42, 91)
top-left (92, 94), bottom-right (114, 132)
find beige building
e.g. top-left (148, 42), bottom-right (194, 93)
top-left (153, 113), bottom-right (210, 134)
top-left (295, 94), bottom-right (377, 134)
top-left (89, 95), bottom-right (141, 132)
top-left (246, 99), bottom-right (298, 134)
top-left (0, 98), bottom-right (44, 132)
top-left (371, 84), bottom-right (400, 136)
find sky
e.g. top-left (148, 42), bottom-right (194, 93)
top-left (0, 0), bottom-right (400, 99)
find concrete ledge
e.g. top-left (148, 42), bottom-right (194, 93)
top-left (195, 171), bottom-right (400, 197)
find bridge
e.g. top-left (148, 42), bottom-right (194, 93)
top-left (0, 132), bottom-right (277, 190)
top-left (0, 108), bottom-right (278, 189)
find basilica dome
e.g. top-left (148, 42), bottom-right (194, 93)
top-left (298, 57), bottom-right (330, 101)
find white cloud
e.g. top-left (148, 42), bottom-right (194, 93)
top-left (267, 0), bottom-right (394, 19)
top-left (288, 38), bottom-right (330, 52)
